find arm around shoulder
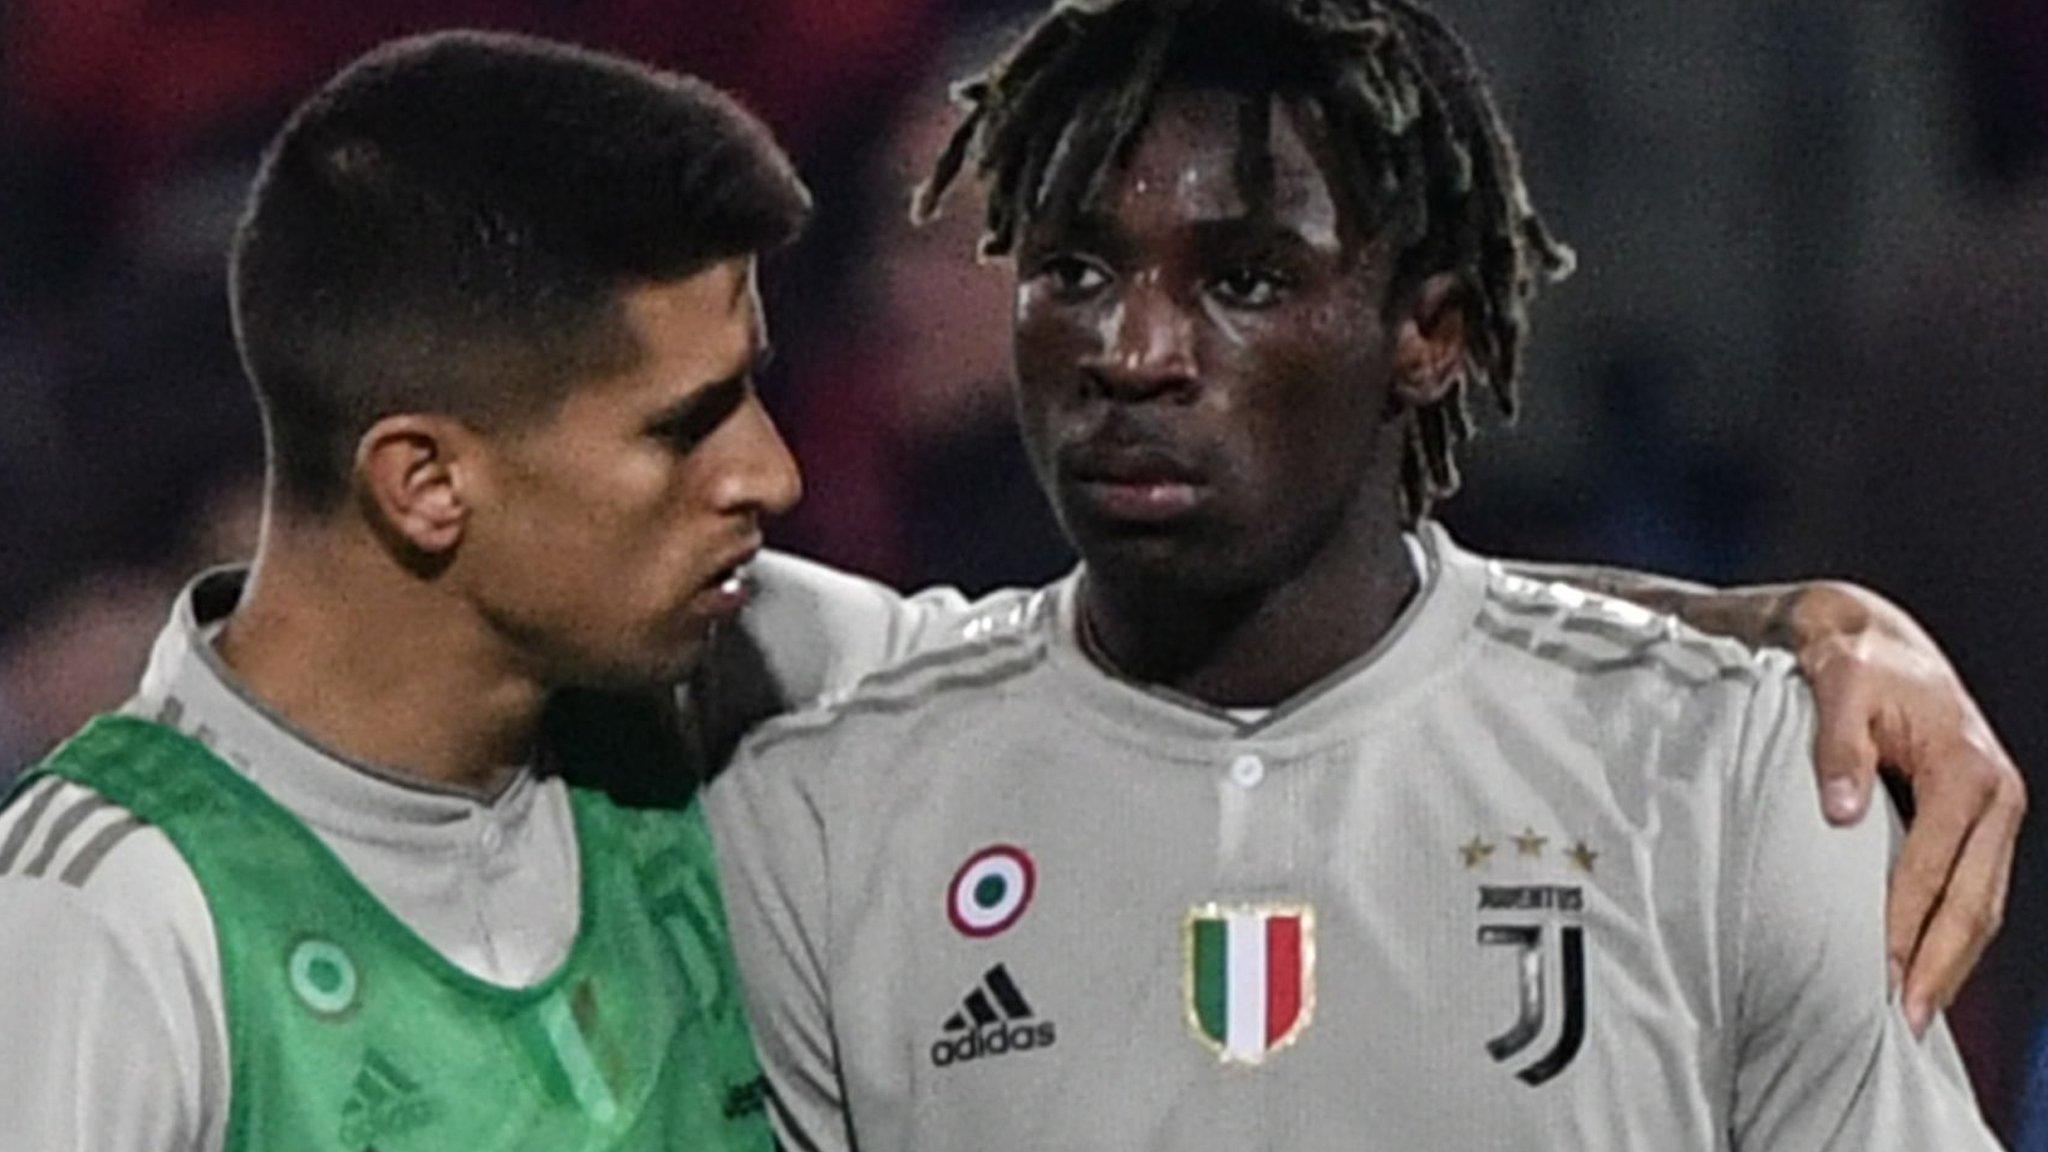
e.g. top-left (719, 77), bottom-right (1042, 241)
top-left (1725, 664), bottom-right (2002, 1151)
top-left (736, 551), bottom-right (983, 705)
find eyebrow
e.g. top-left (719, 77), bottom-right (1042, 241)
top-left (644, 344), bottom-right (774, 445)
top-left (1024, 212), bottom-right (1133, 259)
top-left (1034, 211), bottom-right (1328, 258)
top-left (1187, 217), bottom-right (1326, 252)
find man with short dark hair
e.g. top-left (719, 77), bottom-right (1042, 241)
top-left (0, 30), bottom-right (803, 1151)
top-left (706, 1), bottom-right (2013, 1147)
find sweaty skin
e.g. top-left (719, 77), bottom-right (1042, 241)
top-left (1014, 88), bottom-right (1442, 705)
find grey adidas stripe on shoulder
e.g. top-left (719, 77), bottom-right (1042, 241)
top-left (745, 632), bottom-right (1050, 758)
top-left (0, 780), bottom-right (153, 887)
top-left (1477, 578), bottom-right (1760, 689)
top-left (0, 777), bottom-right (65, 874)
top-left (21, 792), bottom-right (114, 879)
top-left (58, 814), bottom-right (148, 888)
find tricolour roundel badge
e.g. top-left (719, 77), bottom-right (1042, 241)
top-left (288, 937), bottom-right (360, 1017)
top-left (947, 845), bottom-right (1035, 938)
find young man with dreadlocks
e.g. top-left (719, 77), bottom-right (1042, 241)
top-left (703, 0), bottom-right (2009, 1147)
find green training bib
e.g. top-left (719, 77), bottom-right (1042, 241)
top-left (24, 714), bottom-right (772, 1152)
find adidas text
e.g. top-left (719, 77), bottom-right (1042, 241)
top-left (931, 1021), bottom-right (1057, 1067)
top-left (931, 964), bottom-right (1057, 1068)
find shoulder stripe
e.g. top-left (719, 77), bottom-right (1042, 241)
top-left (1474, 613), bottom-right (1539, 652)
top-left (0, 778), bottom-right (63, 874)
top-left (58, 814), bottom-right (147, 888)
top-left (1554, 612), bottom-right (1658, 644)
top-left (1474, 607), bottom-right (1758, 688)
top-left (819, 652), bottom-right (1044, 726)
top-left (856, 628), bottom-right (1039, 699)
top-left (21, 793), bottom-right (114, 879)
top-left (745, 635), bottom-right (1048, 759)
top-left (856, 590), bottom-right (1055, 697)
top-left (1484, 591), bottom-right (1565, 621)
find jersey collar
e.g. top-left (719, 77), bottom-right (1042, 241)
top-left (1044, 523), bottom-right (1488, 757)
top-left (124, 567), bottom-right (542, 854)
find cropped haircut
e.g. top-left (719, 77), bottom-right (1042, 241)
top-left (917, 0), bottom-right (1574, 520)
top-left (230, 30), bottom-right (812, 510)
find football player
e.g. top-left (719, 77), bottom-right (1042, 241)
top-left (706, 1), bottom-right (2014, 1147)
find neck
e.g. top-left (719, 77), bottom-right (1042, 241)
top-left (1082, 516), bottom-right (1420, 709)
top-left (215, 513), bottom-right (543, 798)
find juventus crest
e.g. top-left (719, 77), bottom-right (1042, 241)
top-left (1477, 884), bottom-right (1587, 1086)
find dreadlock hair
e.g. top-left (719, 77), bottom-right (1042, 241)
top-left (916, 0), bottom-right (1574, 521)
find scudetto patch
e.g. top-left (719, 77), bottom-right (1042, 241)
top-left (1184, 903), bottom-right (1315, 1065)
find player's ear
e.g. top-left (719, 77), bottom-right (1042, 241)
top-left (1391, 272), bottom-right (1468, 409)
top-left (354, 414), bottom-right (473, 557)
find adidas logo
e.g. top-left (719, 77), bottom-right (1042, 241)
top-left (339, 1049), bottom-right (440, 1147)
top-left (929, 964), bottom-right (1057, 1068)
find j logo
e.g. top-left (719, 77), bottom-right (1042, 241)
top-left (1477, 885), bottom-right (1587, 1086)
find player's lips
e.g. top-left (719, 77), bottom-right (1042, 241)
top-left (1059, 442), bottom-right (1209, 524)
top-left (688, 546), bottom-right (760, 622)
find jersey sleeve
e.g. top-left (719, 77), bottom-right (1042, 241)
top-left (0, 780), bottom-right (224, 1152)
top-left (1726, 662), bottom-right (2002, 1150)
top-left (729, 551), bottom-right (977, 707)
top-left (676, 552), bottom-right (982, 780)
top-left (703, 733), bottom-right (853, 1152)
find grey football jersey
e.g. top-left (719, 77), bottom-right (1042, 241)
top-left (706, 526), bottom-right (2000, 1152)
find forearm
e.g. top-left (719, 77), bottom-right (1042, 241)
top-left (1509, 560), bottom-right (2024, 1024)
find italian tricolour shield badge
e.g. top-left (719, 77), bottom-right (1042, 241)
top-left (1184, 903), bottom-right (1315, 1065)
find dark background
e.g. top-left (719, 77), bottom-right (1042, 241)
top-left (1, 0), bottom-right (2042, 1135)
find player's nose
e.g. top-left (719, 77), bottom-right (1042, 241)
top-left (708, 394), bottom-right (803, 519)
top-left (1083, 277), bottom-right (1198, 404)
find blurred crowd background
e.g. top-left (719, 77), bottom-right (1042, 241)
top-left (1, 0), bottom-right (2044, 1137)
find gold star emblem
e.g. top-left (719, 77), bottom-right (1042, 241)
top-left (1512, 828), bottom-right (1548, 858)
top-left (1459, 836), bottom-right (1497, 869)
top-left (1567, 840), bottom-right (1599, 873)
